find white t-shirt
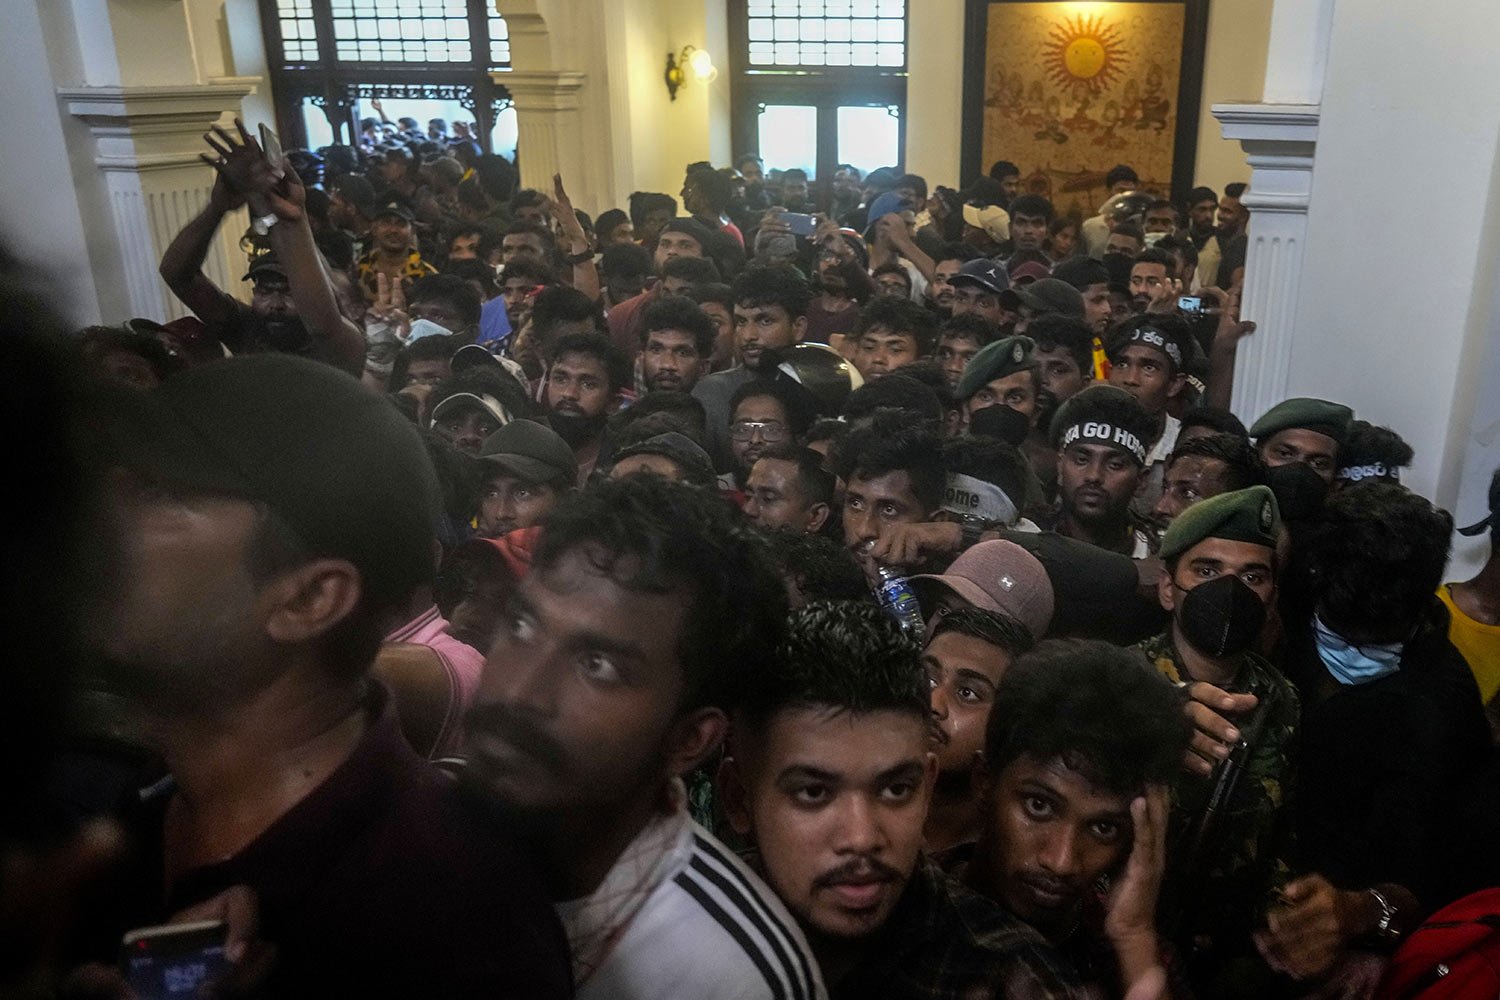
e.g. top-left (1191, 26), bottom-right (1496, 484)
top-left (564, 815), bottom-right (827, 1000)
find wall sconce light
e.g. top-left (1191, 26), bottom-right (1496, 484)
top-left (665, 45), bottom-right (716, 101)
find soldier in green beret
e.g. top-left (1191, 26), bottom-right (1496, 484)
top-left (955, 334), bottom-right (1039, 434)
top-left (1249, 396), bottom-right (1354, 485)
top-left (1134, 485), bottom-right (1300, 994)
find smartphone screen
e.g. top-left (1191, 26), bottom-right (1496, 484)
top-left (121, 920), bottom-right (232, 999)
top-left (782, 212), bottom-right (817, 237)
top-left (1177, 295), bottom-right (1202, 314)
top-left (258, 123), bottom-right (285, 179)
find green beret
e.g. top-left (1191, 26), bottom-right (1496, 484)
top-left (1160, 485), bottom-right (1281, 560)
top-left (1249, 397), bottom-right (1354, 445)
top-left (957, 335), bottom-right (1035, 401)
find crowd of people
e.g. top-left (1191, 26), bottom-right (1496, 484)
top-left (4, 109), bottom-right (1500, 1000)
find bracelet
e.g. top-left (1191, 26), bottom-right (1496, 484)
top-left (1367, 887), bottom-right (1401, 946)
top-left (563, 247), bottom-right (595, 265)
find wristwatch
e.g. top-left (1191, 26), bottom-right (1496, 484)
top-left (251, 212), bottom-right (280, 236)
top-left (563, 246), bottom-right (595, 265)
top-left (1367, 887), bottom-right (1401, 945)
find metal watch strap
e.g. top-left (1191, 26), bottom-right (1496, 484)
top-left (1368, 887), bottom-right (1400, 944)
top-left (251, 212), bottom-right (280, 236)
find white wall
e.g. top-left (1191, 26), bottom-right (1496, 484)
top-left (0, 1), bottom-right (102, 324)
top-left (1287, 0), bottom-right (1500, 561)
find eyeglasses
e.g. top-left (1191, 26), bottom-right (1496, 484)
top-left (730, 420), bottom-right (789, 443)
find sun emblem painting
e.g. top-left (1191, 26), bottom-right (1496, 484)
top-left (970, 1), bottom-right (1201, 221)
top-left (1045, 13), bottom-right (1127, 94)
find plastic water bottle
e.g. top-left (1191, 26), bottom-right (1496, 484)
top-left (875, 566), bottom-right (925, 639)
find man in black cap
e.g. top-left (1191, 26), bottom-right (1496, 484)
top-left (476, 420), bottom-right (577, 538)
top-left (161, 120), bottom-right (365, 374)
top-left (1248, 397), bottom-right (1354, 485)
top-left (83, 355), bottom-right (571, 997)
top-left (947, 258), bottom-right (1012, 332)
top-left (355, 197), bottom-right (438, 303)
top-left (1136, 487), bottom-right (1299, 995)
top-left (1000, 278), bottom-right (1086, 337)
top-left (607, 430), bottom-right (718, 487)
top-left (1043, 384), bottom-right (1158, 557)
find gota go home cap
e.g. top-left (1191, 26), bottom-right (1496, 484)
top-left (101, 354), bottom-right (440, 609)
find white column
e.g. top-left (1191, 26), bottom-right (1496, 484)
top-left (500, 70), bottom-right (587, 194)
top-left (61, 81), bottom-right (256, 322)
top-left (1212, 103), bottom-right (1318, 423)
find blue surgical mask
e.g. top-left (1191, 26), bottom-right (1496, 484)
top-left (1312, 613), bottom-right (1404, 686)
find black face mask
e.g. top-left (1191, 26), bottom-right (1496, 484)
top-left (1176, 574), bottom-right (1267, 659)
top-left (1265, 461), bottom-right (1329, 522)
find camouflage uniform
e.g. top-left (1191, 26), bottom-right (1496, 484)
top-left (1137, 630), bottom-right (1300, 992)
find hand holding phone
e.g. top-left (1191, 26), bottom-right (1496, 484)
top-left (782, 212), bottom-right (817, 237)
top-left (120, 920), bottom-right (231, 999)
top-left (257, 123), bottom-right (285, 180)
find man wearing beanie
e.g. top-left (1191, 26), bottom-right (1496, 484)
top-left (1041, 383), bottom-right (1159, 557)
top-left (1249, 396), bottom-right (1354, 485)
top-left (83, 356), bottom-right (571, 997)
top-left (1136, 487), bottom-right (1299, 996)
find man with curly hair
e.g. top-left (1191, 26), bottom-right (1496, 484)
top-left (463, 477), bottom-right (825, 999)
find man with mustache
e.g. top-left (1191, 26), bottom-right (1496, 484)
top-left (462, 476), bottom-right (825, 999)
top-left (542, 330), bottom-right (631, 485)
top-left (639, 295), bottom-right (715, 394)
top-left (720, 600), bottom-right (1092, 999)
top-left (1043, 384), bottom-right (1158, 558)
top-left (961, 639), bottom-right (1190, 999)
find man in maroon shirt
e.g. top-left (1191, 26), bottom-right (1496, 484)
top-left (76, 355), bottom-right (571, 998)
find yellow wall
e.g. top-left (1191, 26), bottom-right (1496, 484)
top-left (901, 0), bottom-right (1273, 195)
top-left (1192, 0), bottom-right (1273, 190)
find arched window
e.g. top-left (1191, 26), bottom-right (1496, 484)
top-left (259, 0), bottom-right (514, 154)
top-left (729, 0), bottom-right (908, 205)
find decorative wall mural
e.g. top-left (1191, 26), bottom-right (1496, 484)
top-left (962, 0), bottom-right (1209, 216)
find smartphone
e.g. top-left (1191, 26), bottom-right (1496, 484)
top-left (782, 212), bottom-right (817, 237)
top-left (120, 920), bottom-right (232, 999)
top-left (257, 122), bottom-right (285, 179)
top-left (1177, 295), bottom-right (1203, 316)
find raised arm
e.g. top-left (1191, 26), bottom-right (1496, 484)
top-left (204, 120), bottom-right (365, 375)
top-left (551, 173), bottom-right (600, 302)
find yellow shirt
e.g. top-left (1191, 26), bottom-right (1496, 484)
top-left (1438, 584), bottom-right (1500, 704)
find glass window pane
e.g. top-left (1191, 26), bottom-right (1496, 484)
top-left (837, 105), bottom-right (898, 176)
top-left (758, 105), bottom-right (817, 179)
top-left (740, 0), bottom-right (904, 67)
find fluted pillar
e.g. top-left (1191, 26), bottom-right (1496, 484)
top-left (1212, 102), bottom-right (1319, 423)
top-left (499, 70), bottom-right (587, 194)
top-left (62, 80), bottom-right (256, 322)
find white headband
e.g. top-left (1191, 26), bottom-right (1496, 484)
top-left (942, 473), bottom-right (1019, 526)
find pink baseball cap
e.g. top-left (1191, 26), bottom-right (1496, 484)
top-left (911, 539), bottom-right (1055, 639)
